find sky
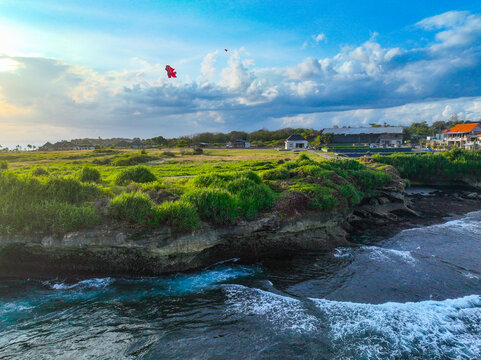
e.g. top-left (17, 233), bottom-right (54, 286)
top-left (1, 0), bottom-right (481, 145)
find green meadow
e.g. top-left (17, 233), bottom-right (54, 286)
top-left (0, 148), bottom-right (394, 235)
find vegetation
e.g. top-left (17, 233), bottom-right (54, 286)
top-left (78, 166), bottom-right (101, 183)
top-left (0, 172), bottom-right (102, 235)
top-left (0, 148), bottom-right (397, 235)
top-left (403, 115), bottom-right (472, 144)
top-left (115, 166), bottom-right (157, 185)
top-left (373, 148), bottom-right (481, 183)
top-left (0, 161), bottom-right (7, 170)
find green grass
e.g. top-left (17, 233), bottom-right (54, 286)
top-left (372, 148), bottom-right (481, 183)
top-left (0, 148), bottom-right (398, 235)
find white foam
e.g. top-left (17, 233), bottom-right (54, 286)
top-left (361, 246), bottom-right (416, 264)
top-left (0, 302), bottom-right (33, 315)
top-left (46, 277), bottom-right (114, 290)
top-left (311, 295), bottom-right (481, 359)
top-left (401, 210), bottom-right (481, 237)
top-left (224, 284), bottom-right (319, 333)
top-left (333, 247), bottom-right (352, 258)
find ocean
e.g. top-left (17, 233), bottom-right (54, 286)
top-left (1, 211), bottom-right (480, 359)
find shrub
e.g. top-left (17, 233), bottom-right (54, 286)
top-left (0, 199), bottom-right (99, 235)
top-left (92, 158), bottom-right (112, 165)
top-left (260, 168), bottom-right (290, 180)
top-left (0, 161), bottom-right (7, 170)
top-left (338, 183), bottom-right (362, 205)
top-left (349, 169), bottom-right (392, 192)
top-left (288, 182), bottom-right (338, 211)
top-left (156, 201), bottom-right (200, 231)
top-left (193, 147), bottom-right (203, 155)
top-left (78, 166), bottom-right (101, 183)
top-left (45, 177), bottom-right (106, 203)
top-left (107, 192), bottom-right (157, 226)
top-left (182, 188), bottom-right (238, 224)
top-left (0, 172), bottom-right (101, 235)
top-left (32, 167), bottom-right (48, 176)
top-left (115, 166), bottom-right (157, 185)
top-left (112, 154), bottom-right (156, 166)
top-left (227, 178), bottom-right (274, 219)
top-left (160, 151), bottom-right (176, 158)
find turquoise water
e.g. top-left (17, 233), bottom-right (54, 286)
top-left (1, 212), bottom-right (481, 359)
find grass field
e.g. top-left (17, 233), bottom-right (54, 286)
top-left (0, 148), bottom-right (326, 179)
top-left (0, 148), bottom-right (392, 235)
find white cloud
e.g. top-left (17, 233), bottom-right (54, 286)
top-left (200, 51), bottom-right (218, 80)
top-left (314, 33), bottom-right (326, 43)
top-left (3, 11), bottom-right (481, 143)
top-left (417, 11), bottom-right (469, 30)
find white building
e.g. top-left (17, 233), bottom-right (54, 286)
top-left (285, 134), bottom-right (309, 150)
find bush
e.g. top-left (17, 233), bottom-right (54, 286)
top-left (227, 178), bottom-right (274, 219)
top-left (0, 199), bottom-right (99, 235)
top-left (193, 146), bottom-right (203, 155)
top-left (288, 182), bottom-right (338, 211)
top-left (182, 188), bottom-right (238, 224)
top-left (78, 167), bottom-right (101, 183)
top-left (45, 177), bottom-right (106, 203)
top-left (0, 161), bottom-right (7, 170)
top-left (261, 168), bottom-right (290, 180)
top-left (92, 158), bottom-right (112, 165)
top-left (112, 154), bottom-right (157, 166)
top-left (32, 167), bottom-right (48, 176)
top-left (373, 150), bottom-right (481, 183)
top-left (115, 166), bottom-right (157, 185)
top-left (0, 172), bottom-right (101, 235)
top-left (108, 192), bottom-right (157, 226)
top-left (160, 151), bottom-right (176, 158)
top-left (156, 201), bottom-right (200, 231)
top-left (349, 169), bottom-right (392, 192)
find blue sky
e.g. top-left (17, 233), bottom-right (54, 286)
top-left (1, 0), bottom-right (481, 144)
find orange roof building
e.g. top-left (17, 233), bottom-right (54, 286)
top-left (445, 123), bottom-right (480, 134)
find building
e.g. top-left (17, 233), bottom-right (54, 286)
top-left (227, 139), bottom-right (251, 148)
top-left (74, 144), bottom-right (95, 150)
top-left (443, 123), bottom-right (481, 149)
top-left (131, 138), bottom-right (144, 148)
top-left (321, 127), bottom-right (403, 146)
top-left (285, 134), bottom-right (309, 150)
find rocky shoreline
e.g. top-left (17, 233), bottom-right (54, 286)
top-left (1, 178), bottom-right (480, 279)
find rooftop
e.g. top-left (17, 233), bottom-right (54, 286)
top-left (286, 134), bottom-right (307, 141)
top-left (322, 127), bottom-right (403, 135)
top-left (445, 123), bottom-right (480, 134)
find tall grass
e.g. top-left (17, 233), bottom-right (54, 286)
top-left (115, 166), bottom-right (157, 185)
top-left (0, 172), bottom-right (104, 235)
top-left (372, 149), bottom-right (481, 183)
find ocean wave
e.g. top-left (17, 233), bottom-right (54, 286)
top-left (225, 283), bottom-right (481, 358)
top-left (0, 302), bottom-right (33, 315)
top-left (44, 277), bottom-right (115, 290)
top-left (333, 247), bottom-right (352, 258)
top-left (159, 266), bottom-right (256, 295)
top-left (360, 246), bottom-right (416, 264)
top-left (223, 284), bottom-right (319, 333)
top-left (311, 294), bottom-right (481, 359)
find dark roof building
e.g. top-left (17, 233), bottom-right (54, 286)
top-left (285, 134), bottom-right (309, 149)
top-left (321, 127), bottom-right (403, 145)
top-left (286, 134), bottom-right (307, 141)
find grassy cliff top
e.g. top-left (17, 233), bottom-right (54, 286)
top-left (0, 148), bottom-right (395, 236)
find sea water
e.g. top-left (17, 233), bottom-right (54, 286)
top-left (1, 212), bottom-right (480, 359)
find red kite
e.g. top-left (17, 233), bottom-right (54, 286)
top-left (165, 65), bottom-right (177, 78)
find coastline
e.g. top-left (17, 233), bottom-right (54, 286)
top-left (1, 184), bottom-right (479, 280)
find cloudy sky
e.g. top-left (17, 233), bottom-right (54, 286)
top-left (1, 0), bottom-right (481, 145)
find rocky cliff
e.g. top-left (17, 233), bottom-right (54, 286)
top-left (0, 166), bottom-right (415, 279)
